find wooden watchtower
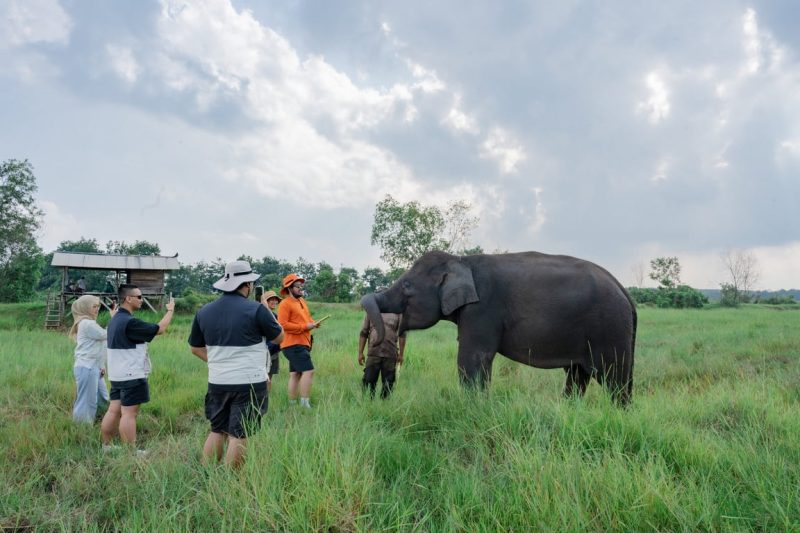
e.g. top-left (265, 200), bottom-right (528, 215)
top-left (45, 252), bottom-right (180, 329)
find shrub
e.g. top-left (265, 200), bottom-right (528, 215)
top-left (628, 287), bottom-right (659, 305)
top-left (758, 295), bottom-right (797, 305)
top-left (174, 289), bottom-right (217, 314)
top-left (655, 285), bottom-right (708, 309)
top-left (628, 286), bottom-right (707, 308)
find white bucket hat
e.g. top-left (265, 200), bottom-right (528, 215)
top-left (213, 260), bottom-right (261, 292)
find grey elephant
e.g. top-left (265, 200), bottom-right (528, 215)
top-left (360, 251), bottom-right (637, 405)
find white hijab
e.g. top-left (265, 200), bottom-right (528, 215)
top-left (69, 295), bottom-right (100, 341)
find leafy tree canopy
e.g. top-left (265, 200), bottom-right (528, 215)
top-left (0, 159), bottom-right (44, 302)
top-left (649, 256), bottom-right (681, 289)
top-left (106, 240), bottom-right (161, 256)
top-left (370, 194), bottom-right (479, 271)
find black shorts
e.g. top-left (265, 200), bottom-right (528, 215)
top-left (205, 383), bottom-right (268, 439)
top-left (283, 345), bottom-right (314, 373)
top-left (269, 354), bottom-right (280, 376)
top-left (109, 378), bottom-right (150, 407)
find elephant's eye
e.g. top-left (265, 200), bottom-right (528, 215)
top-left (402, 280), bottom-right (412, 294)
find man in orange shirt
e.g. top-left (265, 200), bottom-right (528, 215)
top-left (277, 273), bottom-right (322, 408)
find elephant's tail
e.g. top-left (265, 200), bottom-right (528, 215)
top-left (628, 304), bottom-right (637, 400)
top-left (609, 271), bottom-right (637, 405)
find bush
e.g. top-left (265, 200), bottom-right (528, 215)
top-left (628, 286), bottom-right (707, 308)
top-left (628, 287), bottom-right (659, 305)
top-left (655, 285), bottom-right (708, 309)
top-left (719, 282), bottom-right (753, 307)
top-left (174, 289), bottom-right (217, 314)
top-left (758, 295), bottom-right (797, 305)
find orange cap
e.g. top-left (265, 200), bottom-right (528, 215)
top-left (280, 273), bottom-right (305, 296)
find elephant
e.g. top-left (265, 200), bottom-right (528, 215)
top-left (360, 251), bottom-right (637, 405)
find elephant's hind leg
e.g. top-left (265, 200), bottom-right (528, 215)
top-left (594, 348), bottom-right (633, 407)
top-left (563, 364), bottom-right (591, 398)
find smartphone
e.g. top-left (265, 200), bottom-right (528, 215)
top-left (255, 285), bottom-right (264, 302)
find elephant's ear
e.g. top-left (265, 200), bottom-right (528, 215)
top-left (440, 260), bottom-right (479, 316)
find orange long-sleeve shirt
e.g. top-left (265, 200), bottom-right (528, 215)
top-left (277, 296), bottom-right (314, 349)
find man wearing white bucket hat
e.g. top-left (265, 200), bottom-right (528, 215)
top-left (188, 260), bottom-right (284, 469)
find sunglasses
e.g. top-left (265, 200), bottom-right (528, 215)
top-left (128, 295), bottom-right (143, 300)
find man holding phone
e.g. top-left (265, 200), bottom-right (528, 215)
top-left (277, 273), bottom-right (322, 409)
top-left (101, 284), bottom-right (175, 453)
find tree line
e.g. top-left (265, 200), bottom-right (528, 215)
top-left (2, 158), bottom-right (791, 307)
top-left (33, 236), bottom-right (400, 303)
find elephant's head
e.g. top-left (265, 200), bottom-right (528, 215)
top-left (360, 251), bottom-right (480, 345)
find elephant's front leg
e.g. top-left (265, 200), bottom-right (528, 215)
top-left (457, 344), bottom-right (496, 389)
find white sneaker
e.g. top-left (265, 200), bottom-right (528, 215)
top-left (135, 449), bottom-right (149, 458)
top-left (102, 444), bottom-right (121, 453)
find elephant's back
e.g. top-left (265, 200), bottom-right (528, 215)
top-left (470, 251), bottom-right (617, 294)
top-left (473, 252), bottom-right (633, 368)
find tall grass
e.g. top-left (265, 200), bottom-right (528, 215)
top-left (0, 303), bottom-right (798, 530)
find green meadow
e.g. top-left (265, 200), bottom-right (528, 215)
top-left (0, 302), bottom-right (798, 531)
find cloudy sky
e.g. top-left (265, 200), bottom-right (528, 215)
top-left (2, 0), bottom-right (798, 289)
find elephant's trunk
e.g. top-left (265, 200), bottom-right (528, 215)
top-left (360, 292), bottom-right (385, 346)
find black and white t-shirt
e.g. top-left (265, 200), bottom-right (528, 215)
top-left (107, 308), bottom-right (159, 382)
top-left (189, 292), bottom-right (282, 389)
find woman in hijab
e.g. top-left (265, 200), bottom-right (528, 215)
top-left (69, 295), bottom-right (115, 423)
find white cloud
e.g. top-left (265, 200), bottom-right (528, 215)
top-left (742, 9), bottom-right (762, 74)
top-left (406, 60), bottom-right (446, 93)
top-left (442, 95), bottom-right (479, 134)
top-left (778, 139), bottom-right (800, 155)
top-left (39, 201), bottom-right (82, 251)
top-left (0, 51), bottom-right (61, 83)
top-left (227, 123), bottom-right (417, 209)
top-left (107, 45), bottom-right (141, 84)
top-left (480, 127), bottom-right (526, 174)
top-left (636, 70), bottom-right (670, 124)
top-left (124, 0), bottom-right (517, 209)
top-left (527, 187), bottom-right (546, 233)
top-left (144, 0), bottom-right (428, 206)
top-left (0, 0), bottom-right (72, 48)
top-left (775, 138), bottom-right (800, 171)
top-left (651, 158), bottom-right (669, 182)
top-left (750, 242), bottom-right (800, 289)
top-left (740, 8), bottom-right (785, 76)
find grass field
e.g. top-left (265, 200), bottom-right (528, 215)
top-left (0, 302), bottom-right (798, 531)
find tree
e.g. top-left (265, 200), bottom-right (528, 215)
top-left (0, 159), bottom-right (44, 302)
top-left (630, 260), bottom-right (646, 288)
top-left (720, 249), bottom-right (759, 306)
top-left (164, 258), bottom-right (225, 295)
top-left (336, 267), bottom-right (360, 302)
top-left (310, 263), bottom-right (337, 302)
top-left (371, 195), bottom-right (445, 270)
top-left (106, 240), bottom-right (161, 255)
top-left (370, 195), bottom-right (479, 270)
top-left (247, 255), bottom-right (293, 293)
top-left (649, 257), bottom-right (681, 289)
top-left (460, 245), bottom-right (484, 256)
top-left (38, 237), bottom-right (104, 290)
top-left (441, 200), bottom-right (479, 255)
top-left (44, 237), bottom-right (110, 291)
top-left (361, 267), bottom-right (390, 295)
